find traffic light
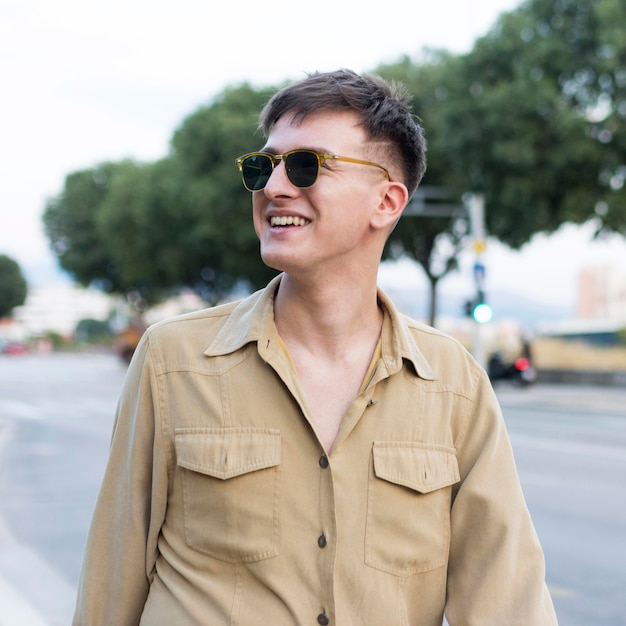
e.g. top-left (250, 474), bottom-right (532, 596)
top-left (463, 290), bottom-right (493, 323)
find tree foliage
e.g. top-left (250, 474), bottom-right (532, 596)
top-left (375, 0), bottom-right (626, 322)
top-left (398, 0), bottom-right (626, 248)
top-left (43, 84), bottom-right (277, 307)
top-left (43, 161), bottom-right (133, 295)
top-left (168, 83), bottom-right (278, 298)
top-left (0, 254), bottom-right (28, 318)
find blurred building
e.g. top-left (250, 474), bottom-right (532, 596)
top-left (578, 265), bottom-right (626, 323)
top-left (13, 283), bottom-right (116, 338)
top-left (8, 282), bottom-right (208, 341)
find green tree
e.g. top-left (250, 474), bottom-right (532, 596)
top-left (43, 84), bottom-right (278, 308)
top-left (75, 318), bottom-right (113, 343)
top-left (43, 161), bottom-right (134, 295)
top-left (98, 82), bottom-right (280, 305)
top-left (378, 0), bottom-right (626, 323)
top-left (429, 0), bottom-right (626, 247)
top-left (95, 157), bottom-right (197, 306)
top-left (169, 83), bottom-right (279, 296)
top-left (0, 254), bottom-right (28, 318)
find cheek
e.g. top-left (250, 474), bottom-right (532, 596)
top-left (252, 196), bottom-right (265, 236)
top-left (324, 185), bottom-right (376, 223)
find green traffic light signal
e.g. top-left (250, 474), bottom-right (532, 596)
top-left (464, 291), bottom-right (492, 323)
top-left (472, 302), bottom-right (493, 323)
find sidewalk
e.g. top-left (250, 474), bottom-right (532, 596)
top-left (496, 381), bottom-right (626, 416)
top-left (0, 574), bottom-right (50, 626)
top-left (0, 424), bottom-right (75, 626)
top-left (0, 513), bottom-right (75, 626)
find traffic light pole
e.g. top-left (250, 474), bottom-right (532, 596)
top-left (464, 193), bottom-right (489, 368)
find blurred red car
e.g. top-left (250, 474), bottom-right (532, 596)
top-left (1, 341), bottom-right (29, 355)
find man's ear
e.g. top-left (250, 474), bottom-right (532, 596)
top-left (370, 181), bottom-right (409, 231)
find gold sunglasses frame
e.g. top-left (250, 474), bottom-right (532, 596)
top-left (235, 149), bottom-right (390, 191)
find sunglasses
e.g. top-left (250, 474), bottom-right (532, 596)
top-left (235, 149), bottom-right (390, 192)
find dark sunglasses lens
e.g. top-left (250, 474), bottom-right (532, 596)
top-left (285, 151), bottom-right (320, 188)
top-left (242, 154), bottom-right (273, 190)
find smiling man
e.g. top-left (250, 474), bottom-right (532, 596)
top-left (73, 70), bottom-right (558, 625)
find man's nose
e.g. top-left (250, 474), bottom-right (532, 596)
top-left (263, 159), bottom-right (295, 195)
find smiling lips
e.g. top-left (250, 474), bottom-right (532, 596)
top-left (270, 216), bottom-right (311, 227)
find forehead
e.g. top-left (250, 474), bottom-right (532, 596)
top-left (264, 110), bottom-right (367, 152)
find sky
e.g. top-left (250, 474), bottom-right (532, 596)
top-left (2, 0), bottom-right (625, 312)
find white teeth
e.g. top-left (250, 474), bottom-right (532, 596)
top-left (270, 216), bottom-right (309, 226)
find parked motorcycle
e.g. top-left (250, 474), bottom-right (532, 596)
top-left (488, 352), bottom-right (537, 387)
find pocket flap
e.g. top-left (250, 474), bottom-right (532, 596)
top-left (372, 442), bottom-right (460, 493)
top-left (175, 428), bottom-right (281, 480)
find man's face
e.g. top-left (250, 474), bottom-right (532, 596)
top-left (251, 110), bottom-right (390, 278)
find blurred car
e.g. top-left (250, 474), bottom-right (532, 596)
top-left (0, 341), bottom-right (29, 355)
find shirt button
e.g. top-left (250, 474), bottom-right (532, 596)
top-left (319, 455), bottom-right (329, 468)
top-left (317, 613), bottom-right (329, 625)
top-left (317, 533), bottom-right (327, 548)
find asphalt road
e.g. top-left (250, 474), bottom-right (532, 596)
top-left (0, 352), bottom-right (624, 625)
top-left (495, 382), bottom-right (626, 626)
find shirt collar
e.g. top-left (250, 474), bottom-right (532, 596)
top-left (204, 274), bottom-right (437, 381)
top-left (376, 288), bottom-right (437, 381)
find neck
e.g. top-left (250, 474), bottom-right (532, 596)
top-left (274, 272), bottom-right (383, 357)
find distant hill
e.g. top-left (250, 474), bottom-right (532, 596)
top-left (382, 285), bottom-right (574, 331)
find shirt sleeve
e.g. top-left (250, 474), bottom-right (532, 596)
top-left (445, 366), bottom-right (558, 625)
top-left (73, 331), bottom-right (168, 625)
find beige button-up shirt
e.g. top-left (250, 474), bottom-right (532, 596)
top-left (74, 275), bottom-right (558, 625)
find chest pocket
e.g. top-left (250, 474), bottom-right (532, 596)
top-left (366, 442), bottom-right (460, 577)
top-left (175, 428), bottom-right (281, 563)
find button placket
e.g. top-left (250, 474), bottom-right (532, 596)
top-left (316, 449), bottom-right (334, 626)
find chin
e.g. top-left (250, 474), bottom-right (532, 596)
top-left (259, 250), bottom-right (288, 273)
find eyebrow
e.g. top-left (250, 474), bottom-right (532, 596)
top-left (260, 146), bottom-right (332, 155)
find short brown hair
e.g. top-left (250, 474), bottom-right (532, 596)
top-left (260, 69), bottom-right (427, 196)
